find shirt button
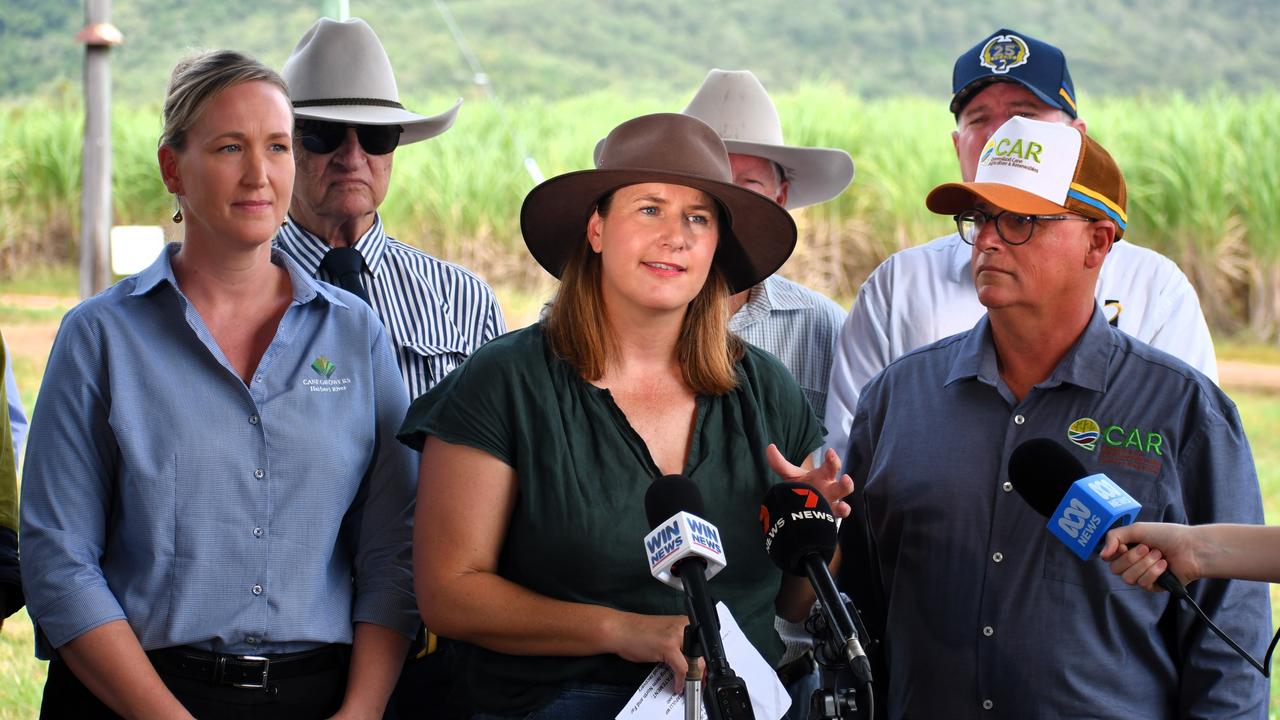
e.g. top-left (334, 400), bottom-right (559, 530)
top-left (253, 527), bottom-right (264, 538)
top-left (254, 375), bottom-right (263, 384)
top-left (251, 584), bottom-right (263, 596)
top-left (1013, 414), bottom-right (1025, 425)
top-left (992, 552), bottom-right (1004, 563)
top-left (983, 700), bottom-right (994, 710)
top-left (246, 635), bottom-right (258, 645)
top-left (1002, 481), bottom-right (1013, 493)
top-left (254, 468), bottom-right (265, 479)
top-left (248, 414), bottom-right (259, 425)
top-left (982, 625), bottom-right (994, 637)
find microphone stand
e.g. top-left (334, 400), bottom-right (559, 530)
top-left (683, 625), bottom-right (703, 720)
top-left (680, 567), bottom-right (755, 720)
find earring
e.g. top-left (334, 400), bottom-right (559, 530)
top-left (171, 199), bottom-right (183, 224)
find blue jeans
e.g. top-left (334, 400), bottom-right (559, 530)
top-left (471, 682), bottom-right (632, 720)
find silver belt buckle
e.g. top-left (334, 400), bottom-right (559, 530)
top-left (230, 654), bottom-right (271, 690)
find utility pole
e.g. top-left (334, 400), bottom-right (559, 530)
top-left (322, 0), bottom-right (350, 20)
top-left (75, 0), bottom-right (122, 298)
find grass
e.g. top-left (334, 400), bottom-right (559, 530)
top-left (4, 90), bottom-right (1280, 336)
top-left (2, 282), bottom-right (1280, 716)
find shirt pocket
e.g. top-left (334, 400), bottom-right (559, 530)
top-left (1041, 470), bottom-right (1164, 590)
top-left (402, 338), bottom-right (469, 389)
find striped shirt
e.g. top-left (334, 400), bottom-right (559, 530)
top-left (729, 275), bottom-right (846, 421)
top-left (276, 216), bottom-right (506, 401)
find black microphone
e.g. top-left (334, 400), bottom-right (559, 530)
top-left (644, 475), bottom-right (755, 720)
top-left (1007, 438), bottom-right (1188, 598)
top-left (761, 482), bottom-right (873, 685)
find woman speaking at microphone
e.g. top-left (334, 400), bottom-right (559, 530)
top-left (20, 51), bottom-right (417, 718)
top-left (399, 113), bottom-right (852, 718)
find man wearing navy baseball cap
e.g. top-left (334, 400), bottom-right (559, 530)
top-left (823, 28), bottom-right (1217, 460)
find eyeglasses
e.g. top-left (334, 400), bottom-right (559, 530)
top-left (295, 120), bottom-right (403, 155)
top-left (954, 209), bottom-right (1094, 246)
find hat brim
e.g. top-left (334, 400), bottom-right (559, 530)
top-left (521, 168), bottom-right (797, 294)
top-left (592, 138), bottom-right (854, 210)
top-left (293, 97), bottom-right (462, 144)
top-left (926, 182), bottom-right (1069, 216)
top-left (719, 140), bottom-right (854, 209)
top-left (950, 77), bottom-right (1075, 119)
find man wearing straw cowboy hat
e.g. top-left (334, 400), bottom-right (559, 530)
top-left (276, 16), bottom-right (506, 719)
top-left (676, 70), bottom-right (852, 425)
top-left (277, 17), bottom-right (505, 402)
top-left (674, 69), bottom-right (852, 720)
top-left (823, 29), bottom-right (1217, 460)
top-left (841, 115), bottom-right (1268, 718)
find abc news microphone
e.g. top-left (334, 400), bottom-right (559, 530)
top-left (643, 475), bottom-right (755, 720)
top-left (1006, 437), bottom-right (1280, 677)
top-left (1007, 437), bottom-right (1188, 598)
top-left (760, 483), bottom-right (873, 686)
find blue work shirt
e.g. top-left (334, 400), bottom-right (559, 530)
top-left (840, 307), bottom-right (1270, 718)
top-left (20, 245), bottom-right (418, 658)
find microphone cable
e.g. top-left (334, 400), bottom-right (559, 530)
top-left (1171, 588), bottom-right (1280, 676)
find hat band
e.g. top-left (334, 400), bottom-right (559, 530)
top-left (293, 97), bottom-right (406, 110)
top-left (1067, 183), bottom-right (1127, 230)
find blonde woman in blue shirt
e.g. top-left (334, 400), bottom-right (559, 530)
top-left (21, 50), bottom-right (416, 719)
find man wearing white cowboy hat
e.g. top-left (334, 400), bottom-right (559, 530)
top-left (840, 115), bottom-right (1268, 718)
top-left (275, 16), bottom-right (506, 719)
top-left (277, 17), bottom-right (505, 403)
top-left (823, 28), bottom-right (1217, 461)
top-left (673, 69), bottom-right (851, 422)
top-left (675, 68), bottom-right (852, 720)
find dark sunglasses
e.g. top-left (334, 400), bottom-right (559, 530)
top-left (295, 120), bottom-right (403, 155)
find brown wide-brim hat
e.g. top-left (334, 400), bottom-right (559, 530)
top-left (521, 113), bottom-right (797, 294)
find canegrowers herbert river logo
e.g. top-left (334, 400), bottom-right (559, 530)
top-left (303, 354), bottom-right (352, 393)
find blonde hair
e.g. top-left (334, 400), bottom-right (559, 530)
top-left (542, 195), bottom-right (743, 395)
top-left (160, 50), bottom-right (288, 150)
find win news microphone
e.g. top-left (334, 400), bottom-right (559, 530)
top-left (761, 482), bottom-right (873, 685)
top-left (644, 475), bottom-right (755, 720)
top-left (1007, 437), bottom-right (1188, 598)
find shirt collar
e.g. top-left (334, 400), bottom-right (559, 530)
top-left (276, 215), bottom-right (391, 276)
top-left (735, 275), bottom-right (818, 323)
top-left (945, 305), bottom-right (1113, 394)
top-left (128, 243), bottom-right (347, 308)
top-left (948, 232), bottom-right (972, 285)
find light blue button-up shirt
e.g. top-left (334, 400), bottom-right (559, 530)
top-left (20, 245), bottom-right (418, 658)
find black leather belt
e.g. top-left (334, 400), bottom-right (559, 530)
top-left (147, 644), bottom-right (349, 692)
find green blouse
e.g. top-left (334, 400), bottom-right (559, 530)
top-left (398, 323), bottom-right (823, 714)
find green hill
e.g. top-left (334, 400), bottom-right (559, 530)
top-left (3, 0), bottom-right (1278, 103)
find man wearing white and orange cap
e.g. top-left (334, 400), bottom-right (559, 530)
top-left (824, 29), bottom-right (1216, 461)
top-left (838, 116), bottom-right (1268, 718)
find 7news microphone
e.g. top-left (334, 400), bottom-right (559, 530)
top-left (760, 482), bottom-right (873, 686)
top-left (1007, 437), bottom-right (1279, 676)
top-left (643, 475), bottom-right (755, 720)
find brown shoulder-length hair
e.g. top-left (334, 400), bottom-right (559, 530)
top-left (542, 193), bottom-right (744, 395)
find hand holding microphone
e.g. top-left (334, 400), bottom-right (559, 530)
top-left (1006, 437), bottom-right (1189, 598)
top-left (1008, 438), bottom-right (1280, 676)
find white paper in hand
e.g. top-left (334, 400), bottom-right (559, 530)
top-left (616, 602), bottom-right (791, 720)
